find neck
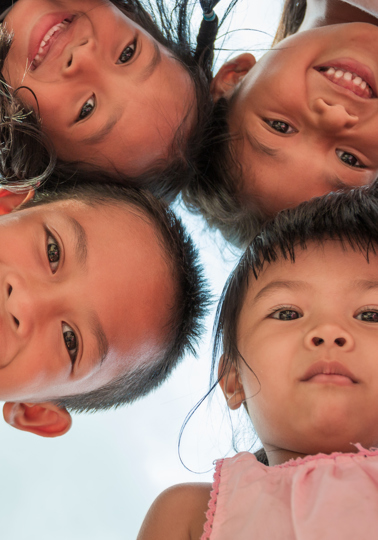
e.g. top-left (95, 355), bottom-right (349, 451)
top-left (265, 447), bottom-right (308, 467)
top-left (298, 0), bottom-right (378, 31)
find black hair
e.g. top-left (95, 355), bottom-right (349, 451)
top-left (0, 0), bottom-right (239, 201)
top-left (272, 0), bottom-right (306, 45)
top-left (181, 96), bottom-right (269, 248)
top-left (20, 176), bottom-right (210, 412)
top-left (212, 182), bottom-right (378, 464)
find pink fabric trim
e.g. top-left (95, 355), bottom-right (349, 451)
top-left (275, 443), bottom-right (378, 469)
top-left (200, 459), bottom-right (224, 540)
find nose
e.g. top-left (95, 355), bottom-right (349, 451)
top-left (63, 37), bottom-right (96, 76)
top-left (5, 273), bottom-right (52, 338)
top-left (311, 98), bottom-right (359, 133)
top-left (304, 324), bottom-right (354, 352)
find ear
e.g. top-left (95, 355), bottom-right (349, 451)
top-left (218, 355), bottom-right (245, 410)
top-left (210, 53), bottom-right (256, 102)
top-left (0, 189), bottom-right (34, 215)
top-left (3, 401), bottom-right (72, 438)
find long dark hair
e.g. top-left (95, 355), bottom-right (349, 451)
top-left (0, 0), bottom-right (239, 199)
top-left (272, 0), bottom-right (307, 45)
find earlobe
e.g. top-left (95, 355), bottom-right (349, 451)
top-left (210, 53), bottom-right (256, 102)
top-left (3, 401), bottom-right (72, 438)
top-left (218, 356), bottom-right (245, 410)
top-left (0, 189), bottom-right (34, 215)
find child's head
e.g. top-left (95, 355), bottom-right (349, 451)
top-left (214, 183), bottom-right (378, 464)
top-left (185, 22), bottom-right (378, 247)
top-left (0, 177), bottom-right (209, 437)
top-left (0, 0), bottom-right (226, 197)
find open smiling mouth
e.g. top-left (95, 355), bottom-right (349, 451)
top-left (31, 16), bottom-right (74, 71)
top-left (314, 66), bottom-right (376, 99)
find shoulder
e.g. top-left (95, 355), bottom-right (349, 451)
top-left (137, 482), bottom-right (212, 540)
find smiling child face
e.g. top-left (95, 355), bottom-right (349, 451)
top-left (216, 23), bottom-right (378, 215)
top-left (230, 242), bottom-right (378, 464)
top-left (3, 0), bottom-right (195, 174)
top-left (0, 198), bottom-right (173, 403)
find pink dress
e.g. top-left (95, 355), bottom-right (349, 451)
top-left (201, 445), bottom-right (378, 539)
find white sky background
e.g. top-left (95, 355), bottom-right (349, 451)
top-left (0, 1), bottom-right (282, 538)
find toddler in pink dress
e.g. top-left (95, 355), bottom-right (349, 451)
top-left (138, 184), bottom-right (378, 540)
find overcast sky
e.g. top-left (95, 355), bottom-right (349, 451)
top-left (0, 1), bottom-right (282, 538)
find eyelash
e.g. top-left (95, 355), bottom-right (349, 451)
top-left (62, 323), bottom-right (79, 365)
top-left (268, 306), bottom-right (378, 323)
top-left (47, 233), bottom-right (60, 274)
top-left (117, 39), bottom-right (137, 65)
top-left (46, 232), bottom-right (79, 366)
top-left (336, 149), bottom-right (366, 169)
top-left (76, 39), bottom-right (138, 122)
top-left (264, 119), bottom-right (296, 134)
top-left (269, 306), bottom-right (303, 320)
top-left (355, 307), bottom-right (378, 323)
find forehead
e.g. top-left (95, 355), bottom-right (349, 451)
top-left (20, 198), bottom-right (173, 374)
top-left (247, 241), bottom-right (378, 299)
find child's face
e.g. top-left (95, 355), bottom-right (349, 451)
top-left (234, 242), bottom-right (378, 459)
top-left (224, 23), bottom-right (378, 215)
top-left (3, 0), bottom-right (194, 175)
top-left (0, 198), bottom-right (173, 402)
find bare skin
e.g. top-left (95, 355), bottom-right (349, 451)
top-left (137, 483), bottom-right (211, 540)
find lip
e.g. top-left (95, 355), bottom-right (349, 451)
top-left (313, 57), bottom-right (377, 98)
top-left (301, 361), bottom-right (358, 384)
top-left (28, 12), bottom-right (75, 68)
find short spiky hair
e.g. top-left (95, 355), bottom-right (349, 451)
top-left (213, 182), bottom-right (378, 378)
top-left (20, 177), bottom-right (210, 412)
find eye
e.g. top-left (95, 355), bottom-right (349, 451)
top-left (265, 119), bottom-right (296, 134)
top-left (47, 234), bottom-right (60, 274)
top-left (62, 323), bottom-right (79, 365)
top-left (356, 310), bottom-right (378, 323)
top-left (117, 40), bottom-right (137, 64)
top-left (270, 308), bottom-right (302, 321)
top-left (336, 150), bottom-right (365, 168)
top-left (77, 94), bottom-right (96, 121)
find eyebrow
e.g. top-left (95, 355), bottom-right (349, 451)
top-left (67, 216), bottom-right (88, 268)
top-left (252, 280), bottom-right (311, 305)
top-left (352, 279), bottom-right (378, 292)
top-left (65, 216), bottom-right (109, 366)
top-left (245, 131), bottom-right (280, 158)
top-left (82, 42), bottom-right (162, 146)
top-left (89, 311), bottom-right (109, 366)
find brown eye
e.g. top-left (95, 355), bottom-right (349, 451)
top-left (270, 309), bottom-right (302, 320)
top-left (117, 41), bottom-right (136, 64)
top-left (77, 95), bottom-right (95, 121)
top-left (357, 311), bottom-right (378, 322)
top-left (47, 234), bottom-right (60, 273)
top-left (62, 323), bottom-right (78, 365)
top-left (265, 119), bottom-right (296, 134)
top-left (336, 150), bottom-right (365, 169)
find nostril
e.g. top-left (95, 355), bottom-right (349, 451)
top-left (67, 55), bottom-right (73, 67)
top-left (335, 337), bottom-right (346, 347)
top-left (7, 285), bottom-right (12, 297)
top-left (13, 316), bottom-right (19, 328)
top-left (312, 337), bottom-right (324, 346)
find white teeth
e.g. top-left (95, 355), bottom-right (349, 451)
top-left (319, 66), bottom-right (373, 96)
top-left (32, 19), bottom-right (70, 69)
